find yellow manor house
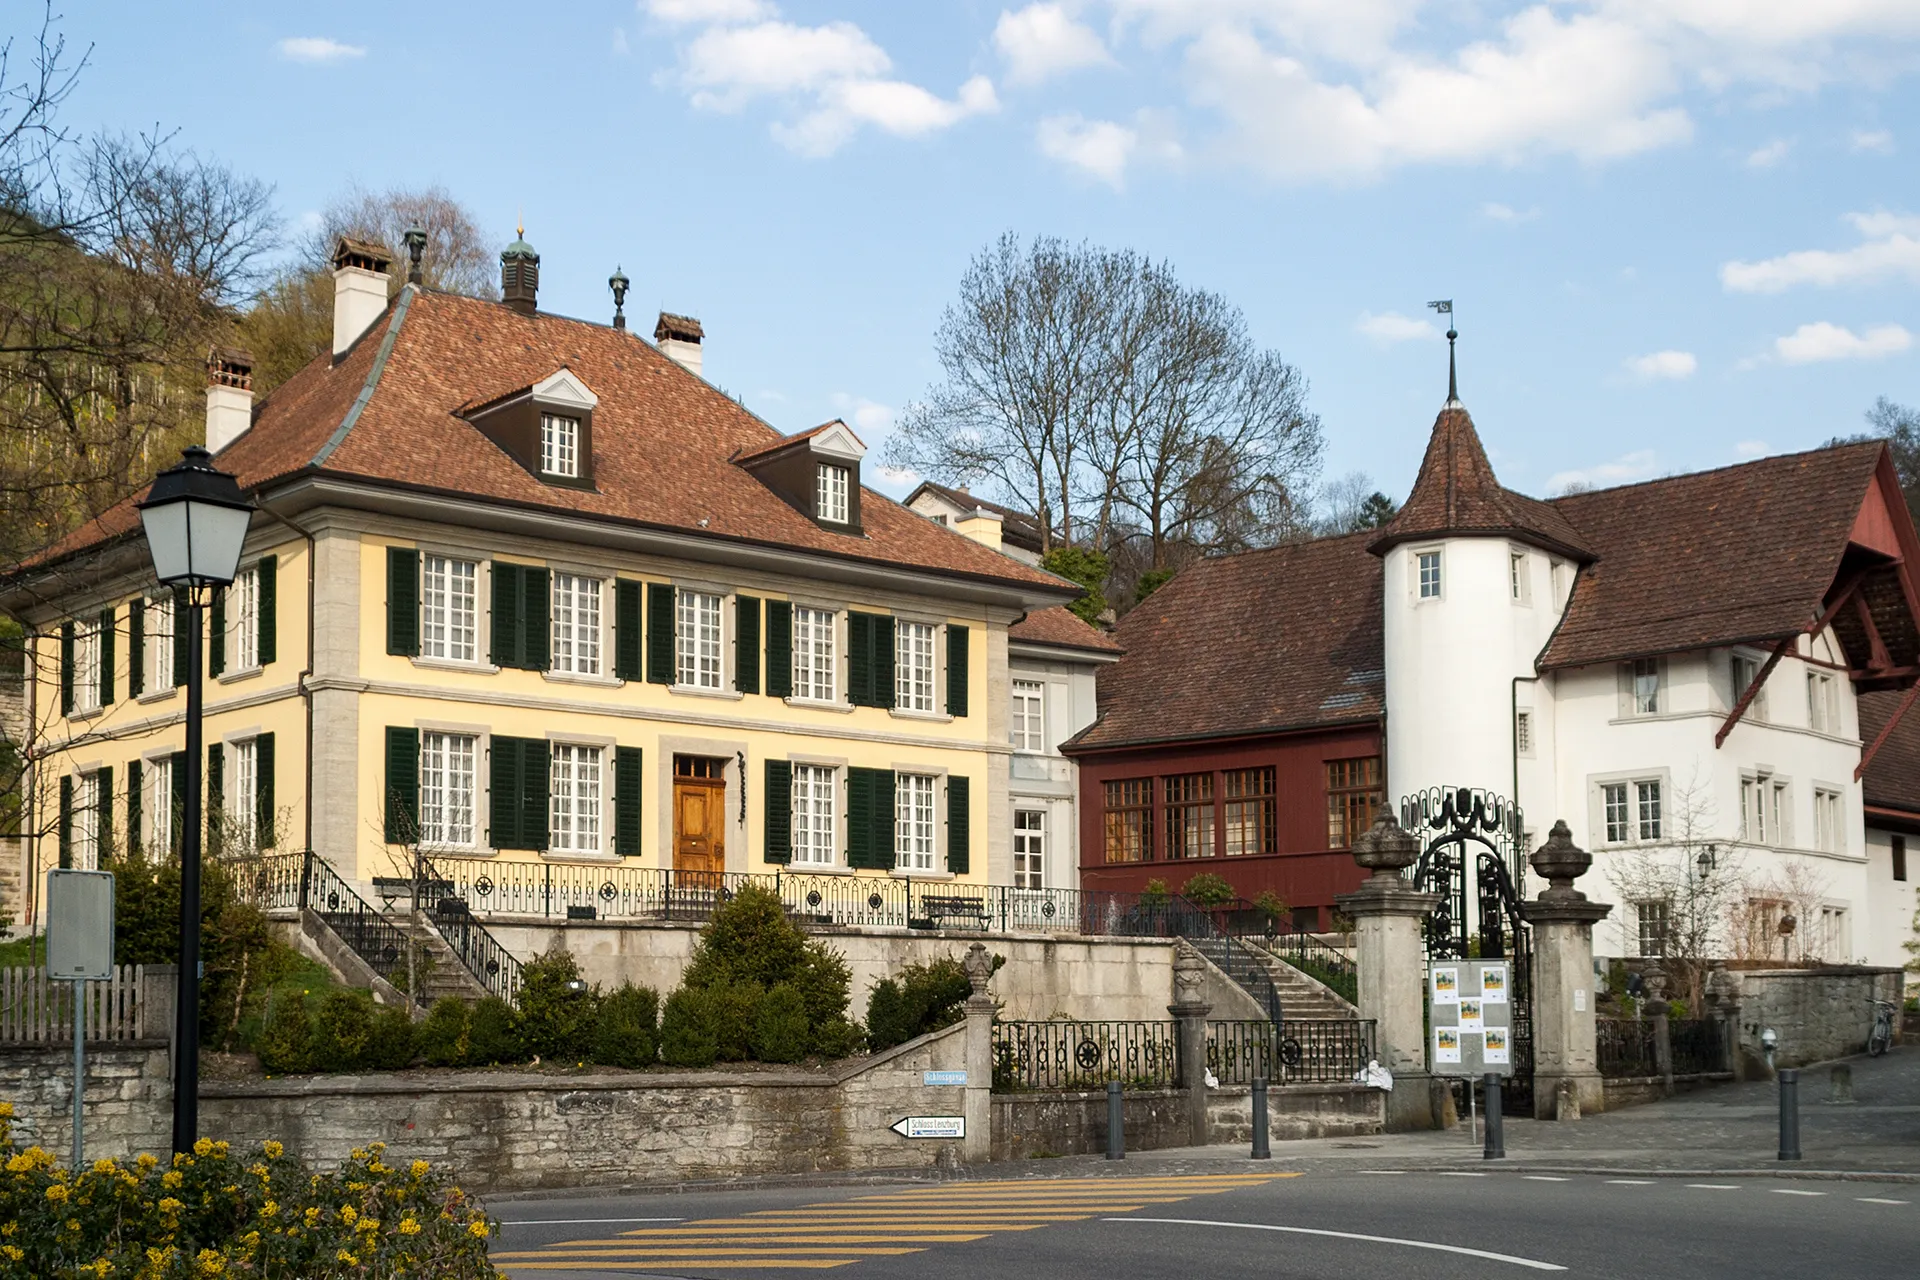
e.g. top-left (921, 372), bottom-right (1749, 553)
top-left (5, 236), bottom-right (1107, 979)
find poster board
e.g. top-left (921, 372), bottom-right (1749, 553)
top-left (1428, 960), bottom-right (1512, 1077)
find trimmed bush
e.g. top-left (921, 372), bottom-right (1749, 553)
top-left (366, 1002), bottom-right (418, 1071)
top-left (1180, 872), bottom-right (1236, 906)
top-left (517, 950), bottom-right (601, 1062)
top-left (311, 989), bottom-right (378, 1072)
top-left (865, 956), bottom-right (976, 1052)
top-left (418, 996), bottom-right (471, 1067)
top-left (468, 994), bottom-right (523, 1066)
top-left (866, 979), bottom-right (908, 1051)
top-left (659, 987), bottom-right (719, 1068)
top-left (594, 983), bottom-right (661, 1068)
top-left (752, 983), bottom-right (812, 1063)
top-left (675, 884), bottom-right (856, 1062)
top-left (705, 980), bottom-right (764, 1062)
top-left (811, 1014), bottom-right (865, 1060)
top-left (254, 989), bottom-right (314, 1074)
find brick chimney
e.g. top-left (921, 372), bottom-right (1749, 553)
top-left (331, 237), bottom-right (392, 359)
top-left (655, 312), bottom-right (704, 378)
top-left (205, 347), bottom-right (254, 454)
top-left (501, 232), bottom-right (540, 316)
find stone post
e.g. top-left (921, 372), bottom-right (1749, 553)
top-left (1643, 962), bottom-right (1673, 1096)
top-left (143, 965), bottom-right (178, 1053)
top-left (1334, 814), bottom-right (1442, 1132)
top-left (1168, 941), bottom-right (1213, 1146)
top-left (1520, 821), bottom-right (1612, 1119)
top-left (961, 942), bottom-right (994, 1163)
top-left (1703, 963), bottom-right (1743, 1082)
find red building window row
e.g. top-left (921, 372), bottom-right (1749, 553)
top-left (1102, 759), bottom-right (1380, 863)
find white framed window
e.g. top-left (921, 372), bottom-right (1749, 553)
top-left (1011, 679), bottom-right (1045, 753)
top-left (549, 743), bottom-right (604, 855)
top-left (1626, 657), bottom-right (1661, 715)
top-left (144, 594), bottom-right (175, 692)
top-left (895, 620), bottom-right (936, 712)
top-left (1600, 777), bottom-right (1662, 844)
top-left (540, 413), bottom-right (579, 478)
top-left (421, 732), bottom-right (478, 847)
top-left (72, 619), bottom-right (102, 714)
top-left (1730, 652), bottom-right (1767, 721)
top-left (1813, 787), bottom-right (1842, 853)
top-left (675, 589), bottom-right (724, 689)
top-left (895, 773), bottom-right (936, 872)
top-left (1807, 672), bottom-right (1837, 734)
top-left (1515, 709), bottom-right (1533, 756)
top-left (147, 755), bottom-right (175, 855)
top-left (1602, 783), bottom-right (1630, 844)
top-left (792, 606), bottom-right (836, 701)
top-left (1742, 774), bottom-right (1790, 845)
top-left (1416, 550), bottom-right (1442, 600)
top-left (1635, 899), bottom-right (1670, 958)
top-left (1636, 780), bottom-right (1662, 841)
top-left (73, 770), bottom-right (100, 870)
top-left (231, 737), bottom-right (259, 850)
top-left (551, 573), bottom-right (603, 675)
top-left (229, 566), bottom-right (260, 671)
top-left (1014, 808), bottom-right (1046, 890)
top-left (1509, 550), bottom-right (1529, 602)
top-left (816, 463), bottom-right (849, 524)
top-left (791, 763), bottom-right (836, 866)
top-left (1816, 904), bottom-right (1850, 960)
top-left (421, 555), bottom-right (479, 662)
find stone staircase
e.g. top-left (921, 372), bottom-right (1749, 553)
top-left (1247, 946), bottom-right (1361, 1020)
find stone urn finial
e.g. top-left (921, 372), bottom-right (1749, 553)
top-left (1350, 812), bottom-right (1420, 884)
top-left (1530, 820), bottom-right (1592, 902)
top-left (962, 942), bottom-right (994, 998)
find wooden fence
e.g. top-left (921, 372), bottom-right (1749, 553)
top-left (0, 966), bottom-right (153, 1043)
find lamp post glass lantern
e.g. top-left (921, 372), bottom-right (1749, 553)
top-left (136, 446), bottom-right (253, 1154)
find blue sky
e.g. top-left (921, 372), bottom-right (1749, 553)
top-left (45, 1), bottom-right (1920, 506)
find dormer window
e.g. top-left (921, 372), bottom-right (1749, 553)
top-left (541, 413), bottom-right (580, 478)
top-left (817, 463), bottom-right (849, 524)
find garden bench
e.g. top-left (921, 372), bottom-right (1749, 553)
top-left (918, 894), bottom-right (991, 930)
top-left (371, 876), bottom-right (454, 905)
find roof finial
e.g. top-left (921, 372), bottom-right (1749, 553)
top-left (1428, 299), bottom-right (1460, 407)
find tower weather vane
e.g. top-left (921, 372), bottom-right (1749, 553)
top-left (1428, 299), bottom-right (1460, 405)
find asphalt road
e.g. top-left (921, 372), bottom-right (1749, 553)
top-left (490, 1167), bottom-right (1920, 1280)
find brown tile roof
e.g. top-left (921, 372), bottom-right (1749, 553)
top-left (1861, 690), bottom-right (1920, 816)
top-left (1065, 533), bottom-right (1383, 752)
top-left (1368, 405), bottom-right (1592, 561)
top-left (907, 481), bottom-right (1044, 551)
top-left (31, 289), bottom-right (1073, 596)
top-left (1537, 442), bottom-right (1890, 670)
top-left (1010, 605), bottom-right (1121, 654)
top-left (731, 418), bottom-right (859, 465)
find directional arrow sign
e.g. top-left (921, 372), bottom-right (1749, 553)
top-left (890, 1115), bottom-right (965, 1139)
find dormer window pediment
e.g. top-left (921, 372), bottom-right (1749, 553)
top-left (462, 366), bottom-right (599, 490)
top-left (734, 418), bottom-right (867, 533)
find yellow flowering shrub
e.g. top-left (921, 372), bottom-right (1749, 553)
top-left (0, 1106), bottom-right (499, 1279)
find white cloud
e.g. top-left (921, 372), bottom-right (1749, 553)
top-left (1625, 349), bottom-right (1697, 380)
top-left (996, 4), bottom-right (1112, 85)
top-left (1482, 201), bottom-right (1539, 223)
top-left (276, 37), bottom-right (365, 63)
top-left (1356, 310), bottom-right (1439, 343)
top-left (1548, 448), bottom-right (1659, 493)
top-left (1722, 210), bottom-right (1920, 292)
top-left (1734, 440), bottom-right (1773, 459)
top-left (1773, 320), bottom-right (1913, 363)
top-left (1852, 128), bottom-right (1895, 153)
top-left (644, 0), bottom-right (774, 23)
top-left (1744, 137), bottom-right (1791, 168)
top-left (831, 394), bottom-right (896, 436)
top-left (1037, 113), bottom-right (1138, 186)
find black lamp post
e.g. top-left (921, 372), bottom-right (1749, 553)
top-left (136, 446), bottom-right (254, 1155)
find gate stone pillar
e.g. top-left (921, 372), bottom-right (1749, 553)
top-left (1334, 814), bottom-right (1442, 1132)
top-left (1520, 821), bottom-right (1612, 1119)
top-left (962, 943), bottom-right (995, 1162)
top-left (1169, 941), bottom-right (1213, 1146)
top-left (1642, 962), bottom-right (1674, 1096)
top-left (1703, 963), bottom-right (1743, 1081)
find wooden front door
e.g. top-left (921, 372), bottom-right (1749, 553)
top-left (673, 757), bottom-right (726, 882)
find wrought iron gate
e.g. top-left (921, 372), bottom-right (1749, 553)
top-left (1402, 786), bottom-right (1535, 1115)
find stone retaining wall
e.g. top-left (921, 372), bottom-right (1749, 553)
top-left (1728, 966), bottom-right (1904, 1069)
top-left (991, 1082), bottom-right (1383, 1160)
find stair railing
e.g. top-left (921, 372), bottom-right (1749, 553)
top-left (297, 849), bottom-right (418, 995)
top-left (412, 848), bottom-right (523, 1003)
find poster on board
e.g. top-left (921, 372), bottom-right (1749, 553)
top-left (1431, 967), bottom-right (1460, 1005)
top-left (1434, 1027), bottom-right (1462, 1064)
top-left (1483, 1027), bottom-right (1511, 1065)
top-left (1479, 964), bottom-right (1509, 1004)
top-left (1458, 998), bottom-right (1484, 1029)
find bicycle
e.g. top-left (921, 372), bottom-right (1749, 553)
top-left (1867, 1000), bottom-right (1897, 1057)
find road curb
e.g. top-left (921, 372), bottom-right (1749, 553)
top-left (1413, 1164), bottom-right (1920, 1184)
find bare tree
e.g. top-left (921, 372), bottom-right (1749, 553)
top-left (299, 184), bottom-right (500, 299)
top-left (1605, 769), bottom-right (1745, 1009)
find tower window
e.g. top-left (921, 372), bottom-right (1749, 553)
top-left (1416, 551), bottom-right (1442, 599)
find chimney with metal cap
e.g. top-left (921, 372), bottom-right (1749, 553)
top-left (655, 311), bottom-right (703, 378)
top-left (501, 226), bottom-right (540, 316)
top-left (331, 237), bottom-right (392, 359)
top-left (205, 347), bottom-right (254, 453)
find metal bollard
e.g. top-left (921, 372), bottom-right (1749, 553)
top-left (1107, 1080), bottom-right (1125, 1161)
top-left (1251, 1078), bottom-right (1271, 1160)
top-left (1483, 1074), bottom-right (1506, 1160)
top-left (1778, 1069), bottom-right (1801, 1161)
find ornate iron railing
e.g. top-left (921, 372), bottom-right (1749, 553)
top-left (1597, 1018), bottom-right (1659, 1078)
top-left (232, 850), bottom-right (307, 911)
top-left (1207, 1019), bottom-right (1377, 1086)
top-left (991, 1020), bottom-right (1181, 1092)
top-left (298, 850), bottom-right (417, 994)
top-left (1669, 1018), bottom-right (1728, 1075)
top-left (1186, 934), bottom-right (1286, 1025)
top-left (1250, 932), bottom-right (1358, 1005)
top-left (413, 852), bottom-right (523, 1003)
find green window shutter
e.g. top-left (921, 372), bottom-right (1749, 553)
top-left (734, 595), bottom-right (761, 694)
top-left (945, 624), bottom-right (970, 717)
top-left (96, 765), bottom-right (113, 862)
top-left (209, 589), bottom-right (227, 678)
top-left (763, 759), bottom-right (792, 865)
top-left (206, 744), bottom-right (225, 857)
top-left (169, 752), bottom-right (187, 855)
top-left (255, 732), bottom-right (276, 849)
top-left (386, 548), bottom-right (419, 656)
top-left (98, 607), bottom-right (115, 707)
top-left (171, 590), bottom-right (189, 687)
top-left (946, 775), bottom-right (971, 874)
top-left (128, 598), bottom-right (145, 698)
top-left (522, 567), bottom-right (551, 671)
top-left (646, 583), bottom-right (676, 684)
top-left (384, 727), bottom-right (418, 844)
top-left (489, 736), bottom-right (522, 849)
top-left (522, 738), bottom-right (551, 852)
top-left (846, 766), bottom-right (873, 868)
top-left (614, 746), bottom-right (643, 856)
top-left (490, 562), bottom-right (521, 666)
top-left (258, 555), bottom-right (278, 666)
top-left (765, 601), bottom-right (793, 699)
top-left (614, 580), bottom-right (644, 680)
top-left (60, 622), bottom-right (74, 716)
top-left (58, 776), bottom-right (72, 869)
top-left (126, 760), bottom-right (142, 858)
top-left (847, 612), bottom-right (894, 709)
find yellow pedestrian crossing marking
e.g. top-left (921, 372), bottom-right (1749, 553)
top-left (495, 1173), bottom-right (1299, 1274)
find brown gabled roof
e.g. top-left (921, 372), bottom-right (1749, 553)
top-left (907, 481), bottom-right (1045, 552)
top-left (1010, 605), bottom-right (1121, 655)
top-left (1537, 442), bottom-right (1892, 670)
top-left (1861, 690), bottom-right (1920, 817)
top-left (1065, 533), bottom-right (1383, 752)
top-left (1369, 405), bottom-right (1591, 561)
top-left (732, 418), bottom-right (860, 466)
top-left (31, 289), bottom-right (1072, 596)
